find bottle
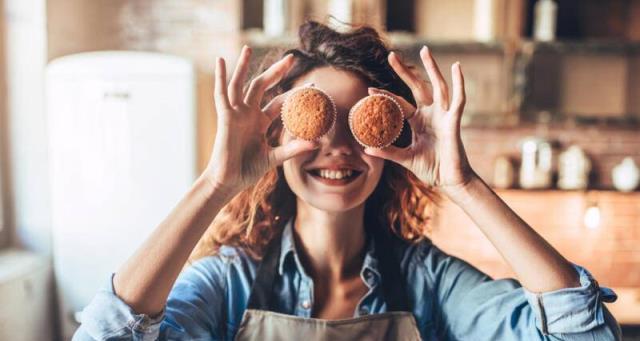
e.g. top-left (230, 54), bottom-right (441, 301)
top-left (612, 157), bottom-right (640, 192)
top-left (264, 0), bottom-right (289, 37)
top-left (474, 0), bottom-right (497, 42)
top-left (534, 0), bottom-right (557, 42)
top-left (328, 0), bottom-right (353, 32)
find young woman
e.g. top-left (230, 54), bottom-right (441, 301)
top-left (74, 21), bottom-right (620, 340)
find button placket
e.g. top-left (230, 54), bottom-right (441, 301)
top-left (297, 279), bottom-right (313, 317)
top-left (301, 299), bottom-right (311, 310)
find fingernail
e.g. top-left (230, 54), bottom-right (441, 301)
top-left (421, 45), bottom-right (429, 54)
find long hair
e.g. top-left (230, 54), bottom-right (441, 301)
top-left (190, 20), bottom-right (437, 261)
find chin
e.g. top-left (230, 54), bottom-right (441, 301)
top-left (300, 194), bottom-right (366, 213)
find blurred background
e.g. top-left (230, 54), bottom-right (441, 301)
top-left (0, 0), bottom-right (639, 340)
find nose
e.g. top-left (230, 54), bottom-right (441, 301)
top-left (320, 112), bottom-right (358, 156)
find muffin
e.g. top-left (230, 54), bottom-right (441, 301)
top-left (349, 94), bottom-right (404, 148)
top-left (281, 85), bottom-right (336, 141)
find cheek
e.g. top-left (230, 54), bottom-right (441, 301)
top-left (282, 155), bottom-right (308, 190)
top-left (365, 156), bottom-right (386, 181)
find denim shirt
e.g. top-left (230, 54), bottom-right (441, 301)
top-left (74, 218), bottom-right (621, 340)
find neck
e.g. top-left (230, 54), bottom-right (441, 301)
top-left (292, 199), bottom-right (367, 282)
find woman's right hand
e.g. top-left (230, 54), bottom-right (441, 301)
top-left (203, 46), bottom-right (320, 198)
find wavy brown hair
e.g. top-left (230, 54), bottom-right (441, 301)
top-left (191, 20), bottom-right (438, 261)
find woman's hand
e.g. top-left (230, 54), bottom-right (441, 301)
top-left (204, 46), bottom-right (320, 197)
top-left (364, 46), bottom-right (476, 197)
top-left (369, 47), bottom-right (584, 294)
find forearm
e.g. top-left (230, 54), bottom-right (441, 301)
top-left (113, 175), bottom-right (234, 316)
top-left (442, 174), bottom-right (580, 292)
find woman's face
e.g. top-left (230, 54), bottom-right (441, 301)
top-left (280, 66), bottom-right (385, 212)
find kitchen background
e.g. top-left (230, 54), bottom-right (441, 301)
top-left (1, 0), bottom-right (639, 340)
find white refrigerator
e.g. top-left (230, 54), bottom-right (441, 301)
top-left (46, 51), bottom-right (196, 339)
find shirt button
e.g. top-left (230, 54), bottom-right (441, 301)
top-left (301, 300), bottom-right (311, 310)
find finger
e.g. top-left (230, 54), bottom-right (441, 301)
top-left (368, 87), bottom-right (418, 120)
top-left (228, 45), bottom-right (252, 106)
top-left (388, 52), bottom-right (433, 106)
top-left (244, 54), bottom-right (295, 107)
top-left (268, 139), bottom-right (320, 166)
top-left (261, 92), bottom-right (288, 121)
top-left (419, 46), bottom-right (449, 109)
top-left (363, 144), bottom-right (413, 168)
top-left (450, 62), bottom-right (466, 120)
top-left (214, 58), bottom-right (232, 112)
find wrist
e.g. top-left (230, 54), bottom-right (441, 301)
top-left (440, 171), bottom-right (484, 205)
top-left (196, 174), bottom-right (237, 204)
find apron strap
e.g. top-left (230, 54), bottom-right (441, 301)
top-left (368, 215), bottom-right (410, 312)
top-left (245, 217), bottom-right (411, 312)
top-left (245, 229), bottom-right (284, 311)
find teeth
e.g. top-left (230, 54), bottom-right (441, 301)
top-left (318, 169), bottom-right (353, 179)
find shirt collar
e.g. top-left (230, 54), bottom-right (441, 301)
top-left (277, 217), bottom-right (297, 276)
top-left (276, 217), bottom-right (382, 286)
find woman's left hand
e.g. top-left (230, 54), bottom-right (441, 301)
top-left (364, 46), bottom-right (476, 196)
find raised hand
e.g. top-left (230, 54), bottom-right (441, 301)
top-left (364, 46), bottom-right (476, 195)
top-left (204, 46), bottom-right (320, 197)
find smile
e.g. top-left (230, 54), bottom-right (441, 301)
top-left (306, 169), bottom-right (363, 186)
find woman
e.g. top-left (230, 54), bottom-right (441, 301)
top-left (74, 21), bottom-right (620, 340)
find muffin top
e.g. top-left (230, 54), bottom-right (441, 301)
top-left (349, 94), bottom-right (404, 148)
top-left (281, 86), bottom-right (336, 141)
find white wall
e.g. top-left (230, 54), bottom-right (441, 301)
top-left (4, 0), bottom-right (52, 256)
top-left (2, 0), bottom-right (54, 339)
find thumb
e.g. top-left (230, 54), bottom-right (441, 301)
top-left (268, 140), bottom-right (320, 166)
top-left (364, 145), bottom-right (412, 168)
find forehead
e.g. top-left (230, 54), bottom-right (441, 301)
top-left (291, 66), bottom-right (369, 112)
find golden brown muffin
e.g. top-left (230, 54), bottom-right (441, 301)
top-left (281, 86), bottom-right (336, 141)
top-left (349, 94), bottom-right (404, 148)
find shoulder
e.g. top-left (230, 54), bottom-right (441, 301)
top-left (176, 245), bottom-right (259, 292)
top-left (401, 239), bottom-right (490, 285)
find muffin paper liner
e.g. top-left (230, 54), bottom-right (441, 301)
top-left (348, 93), bottom-right (405, 149)
top-left (280, 84), bottom-right (337, 142)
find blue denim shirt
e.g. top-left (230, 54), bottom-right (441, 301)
top-left (74, 218), bottom-right (621, 340)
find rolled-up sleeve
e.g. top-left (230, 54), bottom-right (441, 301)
top-left (419, 243), bottom-right (621, 340)
top-left (73, 256), bottom-right (229, 341)
top-left (72, 273), bottom-right (165, 341)
top-left (523, 264), bottom-right (618, 335)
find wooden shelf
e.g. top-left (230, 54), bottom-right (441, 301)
top-left (494, 188), bottom-right (640, 196)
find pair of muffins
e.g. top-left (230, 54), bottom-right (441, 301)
top-left (281, 85), bottom-right (404, 148)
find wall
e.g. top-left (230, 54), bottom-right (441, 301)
top-left (431, 189), bottom-right (640, 323)
top-left (2, 0), bottom-right (55, 339)
top-left (0, 0), bottom-right (8, 249)
top-left (434, 124), bottom-right (640, 324)
top-left (4, 0), bottom-right (52, 259)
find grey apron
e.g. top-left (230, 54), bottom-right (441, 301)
top-left (234, 222), bottom-right (422, 341)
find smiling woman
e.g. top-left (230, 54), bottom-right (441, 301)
top-left (189, 22), bottom-right (435, 261)
top-left (73, 20), bottom-right (621, 341)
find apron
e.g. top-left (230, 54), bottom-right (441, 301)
top-left (234, 221), bottom-right (422, 341)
